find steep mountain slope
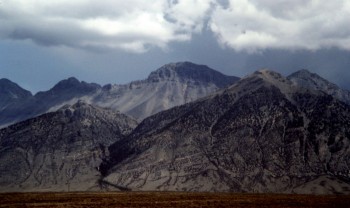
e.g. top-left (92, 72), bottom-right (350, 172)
top-left (0, 79), bottom-right (33, 128)
top-left (0, 101), bottom-right (137, 192)
top-left (93, 62), bottom-right (239, 120)
top-left (101, 70), bottom-right (350, 194)
top-left (0, 77), bottom-right (101, 128)
top-left (0, 62), bottom-right (239, 127)
top-left (288, 69), bottom-right (350, 104)
top-left (0, 78), bottom-right (32, 107)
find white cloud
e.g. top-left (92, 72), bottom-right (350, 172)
top-left (1, 0), bottom-right (350, 53)
top-left (210, 0), bottom-right (350, 52)
top-left (0, 0), bottom-right (212, 52)
top-left (165, 0), bottom-right (215, 32)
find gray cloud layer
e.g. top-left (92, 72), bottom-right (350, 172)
top-left (1, 0), bottom-right (350, 53)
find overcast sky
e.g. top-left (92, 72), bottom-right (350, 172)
top-left (1, 0), bottom-right (350, 93)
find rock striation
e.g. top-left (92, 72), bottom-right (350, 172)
top-left (0, 101), bottom-right (137, 192)
top-left (1, 67), bottom-right (350, 194)
top-left (101, 69), bottom-right (350, 194)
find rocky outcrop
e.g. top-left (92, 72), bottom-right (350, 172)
top-left (0, 101), bottom-right (137, 192)
top-left (101, 70), bottom-right (350, 194)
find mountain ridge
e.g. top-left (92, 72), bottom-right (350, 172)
top-left (288, 69), bottom-right (350, 104)
top-left (0, 62), bottom-right (239, 127)
top-left (1, 68), bottom-right (350, 193)
top-left (0, 101), bottom-right (137, 192)
top-left (0, 78), bottom-right (33, 107)
top-left (101, 69), bottom-right (350, 194)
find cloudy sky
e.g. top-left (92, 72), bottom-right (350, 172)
top-left (1, 0), bottom-right (350, 93)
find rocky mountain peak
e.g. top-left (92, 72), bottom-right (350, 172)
top-left (52, 77), bottom-right (80, 90)
top-left (0, 78), bottom-right (32, 99)
top-left (0, 78), bottom-right (32, 111)
top-left (288, 69), bottom-right (336, 89)
top-left (229, 69), bottom-right (293, 98)
top-left (49, 77), bottom-right (100, 93)
top-left (289, 69), bottom-right (313, 77)
top-left (0, 78), bottom-right (17, 87)
top-left (34, 77), bottom-right (101, 102)
top-left (288, 69), bottom-right (350, 104)
top-left (253, 69), bottom-right (286, 82)
top-left (35, 77), bottom-right (97, 96)
top-left (147, 62), bottom-right (239, 88)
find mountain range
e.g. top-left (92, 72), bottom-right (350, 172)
top-left (1, 62), bottom-right (350, 194)
top-left (101, 69), bottom-right (350, 194)
top-left (0, 62), bottom-right (239, 128)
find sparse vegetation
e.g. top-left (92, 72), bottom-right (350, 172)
top-left (1, 192), bottom-right (349, 208)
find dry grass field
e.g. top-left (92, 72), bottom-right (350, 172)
top-left (1, 192), bottom-right (350, 208)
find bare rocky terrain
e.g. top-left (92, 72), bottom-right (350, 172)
top-left (101, 70), bottom-right (350, 194)
top-left (0, 101), bottom-right (137, 192)
top-left (1, 64), bottom-right (350, 194)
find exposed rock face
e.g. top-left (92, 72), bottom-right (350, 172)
top-left (0, 62), bottom-right (239, 127)
top-left (94, 62), bottom-right (239, 120)
top-left (1, 67), bottom-right (349, 194)
top-left (101, 70), bottom-right (350, 194)
top-left (0, 101), bottom-right (137, 192)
